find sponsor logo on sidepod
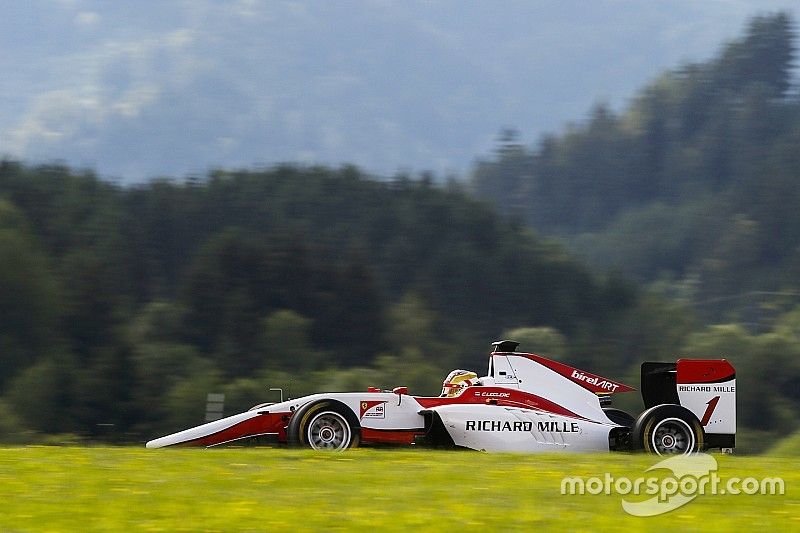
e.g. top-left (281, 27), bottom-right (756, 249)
top-left (360, 400), bottom-right (386, 419)
top-left (466, 420), bottom-right (580, 433)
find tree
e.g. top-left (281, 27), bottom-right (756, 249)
top-left (181, 229), bottom-right (276, 375)
top-left (5, 356), bottom-right (74, 434)
top-left (260, 309), bottom-right (317, 370)
top-left (0, 159), bottom-right (644, 441)
top-left (386, 292), bottom-right (455, 366)
top-left (59, 249), bottom-right (128, 359)
top-left (0, 200), bottom-right (62, 391)
top-left (714, 12), bottom-right (795, 96)
top-left (470, 128), bottom-right (532, 218)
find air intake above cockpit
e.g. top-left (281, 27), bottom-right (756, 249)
top-left (491, 340), bottom-right (520, 353)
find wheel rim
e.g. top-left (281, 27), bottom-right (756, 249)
top-left (650, 417), bottom-right (695, 455)
top-left (307, 411), bottom-right (351, 450)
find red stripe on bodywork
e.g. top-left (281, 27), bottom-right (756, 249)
top-left (522, 354), bottom-right (636, 393)
top-left (179, 412), bottom-right (290, 447)
top-left (676, 359), bottom-right (735, 384)
top-left (360, 428), bottom-right (423, 444)
top-left (415, 387), bottom-right (584, 419)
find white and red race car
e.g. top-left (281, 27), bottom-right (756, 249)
top-left (146, 341), bottom-right (736, 455)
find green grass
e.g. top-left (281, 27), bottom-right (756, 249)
top-left (0, 447), bottom-right (797, 531)
top-left (768, 431), bottom-right (800, 456)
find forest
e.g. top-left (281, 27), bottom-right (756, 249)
top-left (0, 161), bottom-right (646, 442)
top-left (473, 13), bottom-right (800, 325)
top-left (1, 13), bottom-right (799, 452)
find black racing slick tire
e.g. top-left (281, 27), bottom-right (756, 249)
top-left (633, 404), bottom-right (704, 456)
top-left (287, 400), bottom-right (360, 451)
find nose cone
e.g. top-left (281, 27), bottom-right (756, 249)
top-left (143, 409), bottom-right (270, 448)
top-left (145, 438), bottom-right (165, 448)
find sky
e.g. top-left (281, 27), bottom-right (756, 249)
top-left (2, 0), bottom-right (800, 182)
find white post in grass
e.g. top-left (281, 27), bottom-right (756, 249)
top-left (205, 393), bottom-right (225, 422)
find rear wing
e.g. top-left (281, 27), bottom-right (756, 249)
top-left (641, 359), bottom-right (736, 448)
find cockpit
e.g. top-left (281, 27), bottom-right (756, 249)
top-left (439, 341), bottom-right (524, 397)
top-left (439, 369), bottom-right (479, 397)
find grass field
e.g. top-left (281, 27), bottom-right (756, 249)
top-left (0, 446), bottom-right (797, 531)
top-left (768, 431), bottom-right (800, 457)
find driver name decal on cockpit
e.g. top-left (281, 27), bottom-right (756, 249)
top-left (474, 391), bottom-right (511, 398)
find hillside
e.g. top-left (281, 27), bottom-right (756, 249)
top-left (471, 13), bottom-right (800, 324)
top-left (0, 161), bottom-right (645, 439)
top-left (3, 161), bottom-right (798, 447)
top-left (3, 12), bottom-right (800, 448)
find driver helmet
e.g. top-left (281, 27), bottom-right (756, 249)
top-left (441, 369), bottom-right (479, 397)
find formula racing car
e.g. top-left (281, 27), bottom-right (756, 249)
top-left (146, 340), bottom-right (736, 455)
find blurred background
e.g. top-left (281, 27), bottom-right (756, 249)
top-left (2, 1), bottom-right (800, 454)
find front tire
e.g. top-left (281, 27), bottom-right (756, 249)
top-left (633, 404), bottom-right (704, 455)
top-left (288, 401), bottom-right (360, 450)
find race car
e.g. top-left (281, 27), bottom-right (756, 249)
top-left (146, 340), bottom-right (736, 455)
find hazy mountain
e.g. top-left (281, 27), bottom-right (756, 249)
top-left (2, 0), bottom-right (799, 181)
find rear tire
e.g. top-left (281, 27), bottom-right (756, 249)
top-left (633, 404), bottom-right (703, 455)
top-left (288, 401), bottom-right (360, 451)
